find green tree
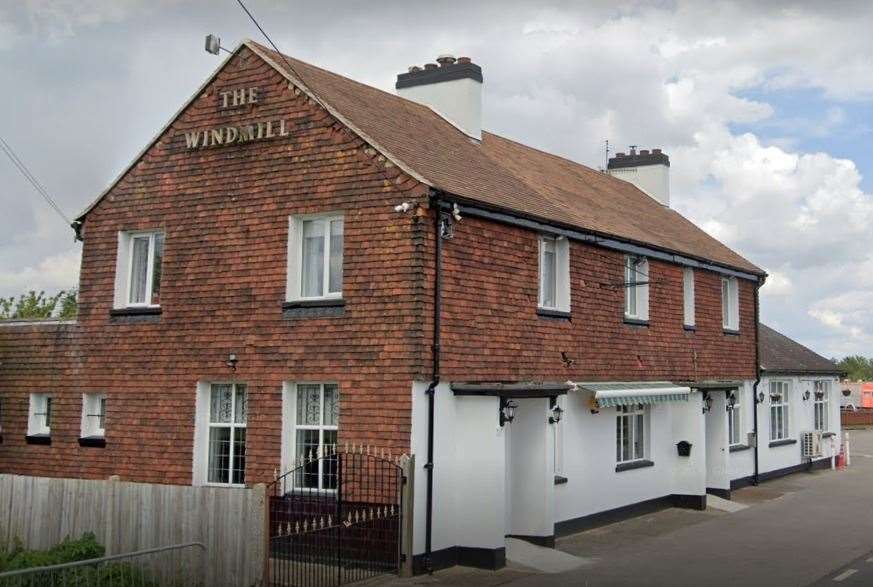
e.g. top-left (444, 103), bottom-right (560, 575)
top-left (834, 355), bottom-right (873, 381)
top-left (0, 290), bottom-right (78, 320)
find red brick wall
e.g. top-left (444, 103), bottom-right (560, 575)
top-left (0, 47), bottom-right (429, 485)
top-left (433, 214), bottom-right (757, 382)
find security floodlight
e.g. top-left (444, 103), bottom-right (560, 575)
top-left (205, 34), bottom-right (221, 55)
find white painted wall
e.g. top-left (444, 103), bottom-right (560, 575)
top-left (410, 382), bottom-right (506, 557)
top-left (727, 382), bottom-right (756, 481)
top-left (397, 77), bottom-right (483, 140)
top-left (554, 391), bottom-right (705, 524)
top-left (756, 375), bottom-right (842, 475)
top-left (607, 164), bottom-right (670, 206)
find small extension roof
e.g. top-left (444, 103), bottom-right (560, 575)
top-left (759, 324), bottom-right (843, 376)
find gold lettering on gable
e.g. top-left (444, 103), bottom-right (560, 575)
top-left (183, 86), bottom-right (291, 150)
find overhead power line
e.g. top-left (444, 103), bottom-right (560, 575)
top-left (233, 0), bottom-right (330, 114)
top-left (0, 134), bottom-right (72, 227)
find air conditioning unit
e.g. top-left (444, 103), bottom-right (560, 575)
top-left (801, 431), bottom-right (822, 459)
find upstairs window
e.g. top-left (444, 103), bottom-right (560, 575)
top-left (683, 267), bottom-right (695, 328)
top-left (722, 277), bottom-right (739, 331)
top-left (624, 256), bottom-right (649, 322)
top-left (114, 231), bottom-right (164, 308)
top-left (28, 393), bottom-right (52, 436)
top-left (769, 381), bottom-right (790, 441)
top-left (538, 235), bottom-right (570, 313)
top-left (81, 393), bottom-right (107, 438)
top-left (288, 215), bottom-right (344, 301)
top-left (814, 381), bottom-right (830, 432)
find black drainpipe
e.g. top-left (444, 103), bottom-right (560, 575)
top-left (752, 280), bottom-right (762, 485)
top-left (423, 190), bottom-right (444, 573)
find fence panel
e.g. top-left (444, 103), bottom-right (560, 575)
top-left (0, 475), bottom-right (265, 587)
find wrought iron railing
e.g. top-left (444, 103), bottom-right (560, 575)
top-left (0, 542), bottom-right (207, 587)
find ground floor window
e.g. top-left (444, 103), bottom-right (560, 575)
top-left (294, 383), bottom-right (339, 490)
top-left (770, 381), bottom-right (790, 441)
top-left (616, 404), bottom-right (646, 463)
top-left (728, 395), bottom-right (741, 446)
top-left (207, 383), bottom-right (247, 486)
top-left (814, 381), bottom-right (830, 432)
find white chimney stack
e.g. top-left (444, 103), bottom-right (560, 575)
top-left (395, 55), bottom-right (483, 141)
top-left (606, 147), bottom-right (671, 207)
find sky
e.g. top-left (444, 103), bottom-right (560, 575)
top-left (1, 0), bottom-right (872, 359)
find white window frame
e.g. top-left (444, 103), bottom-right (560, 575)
top-left (286, 214), bottom-right (344, 302)
top-left (728, 397), bottom-right (741, 446)
top-left (80, 393), bottom-right (107, 438)
top-left (616, 404), bottom-right (647, 464)
top-left (814, 380), bottom-right (830, 432)
top-left (538, 234), bottom-right (570, 312)
top-left (722, 277), bottom-right (739, 331)
top-left (193, 382), bottom-right (248, 487)
top-left (683, 267), bottom-right (695, 327)
top-left (282, 382), bottom-right (339, 492)
top-left (770, 380), bottom-right (790, 441)
top-left (114, 230), bottom-right (164, 309)
top-left (28, 393), bottom-right (52, 436)
top-left (624, 256), bottom-right (649, 321)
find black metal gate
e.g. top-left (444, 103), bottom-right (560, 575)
top-left (267, 447), bottom-right (404, 586)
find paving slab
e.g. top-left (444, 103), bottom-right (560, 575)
top-left (504, 537), bottom-right (590, 573)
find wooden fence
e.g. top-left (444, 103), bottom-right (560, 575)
top-left (842, 408), bottom-right (873, 427)
top-left (0, 474), bottom-right (265, 586)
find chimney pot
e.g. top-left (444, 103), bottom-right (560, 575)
top-left (616, 152), bottom-right (626, 158)
top-left (436, 54), bottom-right (457, 66)
top-left (457, 56), bottom-right (472, 64)
top-left (640, 149), bottom-right (650, 156)
top-left (424, 63), bottom-right (438, 70)
top-left (652, 148), bottom-right (662, 154)
top-left (408, 65), bottom-right (422, 73)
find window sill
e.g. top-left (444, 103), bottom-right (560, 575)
top-left (623, 317), bottom-right (650, 327)
top-left (683, 325), bottom-right (697, 332)
top-left (283, 298), bottom-right (345, 319)
top-left (729, 443), bottom-right (751, 452)
top-left (615, 459), bottom-right (654, 473)
top-left (769, 438), bottom-right (797, 448)
top-left (109, 307), bottom-right (162, 317)
top-left (79, 436), bottom-right (106, 448)
top-left (723, 328), bottom-right (740, 336)
top-left (537, 308), bottom-right (571, 320)
top-left (25, 434), bottom-right (51, 446)
top-left (554, 475), bottom-right (568, 485)
top-left (283, 298), bottom-right (345, 309)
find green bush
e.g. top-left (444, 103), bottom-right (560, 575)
top-left (0, 533), bottom-right (162, 586)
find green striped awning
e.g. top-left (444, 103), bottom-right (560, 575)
top-left (574, 382), bottom-right (691, 408)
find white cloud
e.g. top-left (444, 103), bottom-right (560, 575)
top-left (0, 248), bottom-right (81, 297)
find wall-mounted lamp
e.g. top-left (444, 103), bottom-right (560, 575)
top-left (439, 212), bottom-right (454, 240)
top-left (499, 398), bottom-right (518, 427)
top-left (802, 390), bottom-right (811, 401)
top-left (815, 390), bottom-right (825, 400)
top-left (226, 353), bottom-right (238, 372)
top-left (549, 397), bottom-right (564, 424)
top-left (757, 391), bottom-right (765, 403)
top-left (702, 391), bottom-right (713, 414)
top-left (726, 391), bottom-right (737, 411)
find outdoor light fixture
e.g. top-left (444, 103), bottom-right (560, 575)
top-left (499, 398), bottom-right (518, 427)
top-left (803, 390), bottom-right (811, 401)
top-left (726, 391), bottom-right (737, 411)
top-left (439, 212), bottom-right (454, 239)
top-left (702, 391), bottom-right (713, 414)
top-left (815, 390), bottom-right (825, 400)
top-left (757, 391), bottom-right (766, 403)
top-left (226, 353), bottom-right (238, 372)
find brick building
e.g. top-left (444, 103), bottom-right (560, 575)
top-left (0, 40), bottom-right (833, 573)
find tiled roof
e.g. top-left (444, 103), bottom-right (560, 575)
top-left (759, 324), bottom-right (842, 375)
top-left (249, 41), bottom-right (763, 276)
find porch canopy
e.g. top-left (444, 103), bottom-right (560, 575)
top-left (574, 382), bottom-right (690, 408)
